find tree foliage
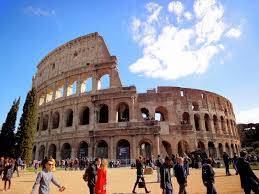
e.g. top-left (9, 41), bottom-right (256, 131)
top-left (16, 87), bottom-right (37, 163)
top-left (0, 98), bottom-right (20, 157)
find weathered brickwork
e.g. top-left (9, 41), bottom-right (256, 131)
top-left (33, 32), bottom-right (240, 162)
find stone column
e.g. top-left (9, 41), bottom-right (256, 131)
top-left (92, 71), bottom-right (98, 92)
top-left (132, 136), bottom-right (136, 162)
top-left (109, 137), bottom-right (114, 160)
top-left (155, 134), bottom-right (160, 156)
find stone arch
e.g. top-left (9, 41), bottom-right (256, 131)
top-left (99, 104), bottom-right (109, 123)
top-left (225, 143), bottom-right (230, 156)
top-left (67, 79), bottom-right (77, 96)
top-left (48, 144), bottom-right (57, 159)
top-left (213, 115), bottom-right (219, 132)
top-left (52, 111), bottom-right (60, 129)
top-left (182, 112), bottom-right (190, 124)
top-left (96, 140), bottom-right (108, 158)
top-left (97, 74), bottom-right (110, 90)
top-left (220, 116), bottom-right (225, 132)
top-left (218, 143), bottom-right (223, 159)
top-left (116, 102), bottom-right (130, 122)
top-left (81, 77), bottom-right (92, 93)
top-left (61, 143), bottom-right (71, 159)
top-left (38, 145), bottom-right (45, 160)
top-left (162, 141), bottom-right (172, 156)
top-left (194, 114), bottom-right (200, 131)
top-left (192, 102), bottom-right (199, 111)
top-left (208, 141), bottom-right (216, 158)
top-left (226, 119), bottom-right (231, 135)
top-left (42, 114), bottom-right (49, 131)
top-left (78, 141), bottom-right (88, 157)
top-left (116, 139), bottom-right (130, 162)
top-left (141, 108), bottom-right (150, 120)
top-left (197, 141), bottom-right (205, 151)
top-left (155, 106), bottom-right (168, 121)
top-left (65, 109), bottom-right (73, 127)
top-left (139, 139), bottom-right (152, 159)
top-left (177, 140), bottom-right (190, 157)
top-left (55, 82), bottom-right (64, 99)
top-left (32, 146), bottom-right (36, 160)
top-left (79, 106), bottom-right (90, 125)
top-left (204, 114), bottom-right (211, 131)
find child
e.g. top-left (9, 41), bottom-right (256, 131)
top-left (31, 158), bottom-right (65, 194)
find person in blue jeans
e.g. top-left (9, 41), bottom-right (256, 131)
top-left (160, 156), bottom-right (173, 194)
top-left (202, 158), bottom-right (217, 194)
top-left (174, 157), bottom-right (187, 194)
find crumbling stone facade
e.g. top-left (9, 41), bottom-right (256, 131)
top-left (33, 32), bottom-right (240, 162)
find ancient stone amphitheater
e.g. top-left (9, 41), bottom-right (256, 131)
top-left (32, 32), bottom-right (240, 163)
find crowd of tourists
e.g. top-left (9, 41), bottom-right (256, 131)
top-left (0, 149), bottom-right (258, 194)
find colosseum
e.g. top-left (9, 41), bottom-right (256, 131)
top-left (32, 32), bottom-right (240, 163)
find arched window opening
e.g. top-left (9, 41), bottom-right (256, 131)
top-left (218, 143), bottom-right (223, 158)
top-left (80, 107), bottom-right (90, 125)
top-left (225, 143), bottom-right (230, 156)
top-left (204, 114), bottom-right (210, 131)
top-left (61, 143), bottom-right (71, 159)
top-left (116, 102), bottom-right (129, 122)
top-left (208, 141), bottom-right (216, 158)
top-left (67, 80), bottom-right (77, 96)
top-left (220, 116), bottom-right (225, 131)
top-left (177, 140), bottom-right (190, 157)
top-left (182, 112), bottom-right (190, 124)
top-left (46, 88), bottom-right (53, 103)
top-left (66, 109), bottom-right (73, 127)
top-left (97, 74), bottom-right (110, 90)
top-left (32, 146), bottom-right (36, 160)
top-left (78, 141), bottom-right (88, 158)
top-left (226, 120), bottom-right (231, 135)
top-left (55, 85), bottom-right (64, 99)
top-left (192, 102), bottom-right (199, 111)
top-left (42, 114), bottom-right (49, 131)
top-left (39, 95), bottom-right (45, 106)
top-left (162, 141), bottom-right (172, 156)
top-left (48, 144), bottom-right (56, 159)
top-left (37, 117), bottom-right (40, 132)
top-left (99, 104), bottom-right (109, 123)
top-left (194, 114), bottom-right (200, 131)
top-left (155, 106), bottom-right (168, 121)
top-left (96, 140), bottom-right (108, 158)
top-left (52, 112), bottom-right (60, 129)
top-left (139, 141), bottom-right (152, 159)
top-left (197, 141), bottom-right (205, 151)
top-left (224, 108), bottom-right (228, 116)
top-left (141, 108), bottom-right (150, 120)
top-left (213, 115), bottom-right (219, 131)
top-left (117, 139), bottom-right (130, 164)
top-left (38, 145), bottom-right (45, 160)
top-left (81, 77), bottom-right (92, 93)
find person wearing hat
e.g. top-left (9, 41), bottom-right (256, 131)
top-left (236, 150), bottom-right (259, 194)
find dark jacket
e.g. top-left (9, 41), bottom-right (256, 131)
top-left (174, 163), bottom-right (187, 184)
top-left (86, 162), bottom-right (97, 187)
top-left (136, 161), bottom-right (144, 176)
top-left (202, 163), bottom-right (215, 183)
top-left (160, 163), bottom-right (172, 190)
top-left (236, 157), bottom-right (259, 188)
top-left (223, 154), bottom-right (229, 165)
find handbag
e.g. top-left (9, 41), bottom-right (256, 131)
top-left (138, 180), bottom-right (145, 188)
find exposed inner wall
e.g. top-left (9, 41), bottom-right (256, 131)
top-left (32, 33), bottom-right (240, 163)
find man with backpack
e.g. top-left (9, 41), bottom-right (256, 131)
top-left (202, 158), bottom-right (217, 194)
top-left (83, 158), bottom-right (101, 194)
top-left (155, 155), bottom-right (163, 182)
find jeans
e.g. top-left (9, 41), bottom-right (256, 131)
top-left (179, 183), bottom-right (187, 194)
top-left (165, 189), bottom-right (173, 194)
top-left (205, 183), bottom-right (217, 194)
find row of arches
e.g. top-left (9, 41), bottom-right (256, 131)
top-left (39, 74), bottom-right (110, 106)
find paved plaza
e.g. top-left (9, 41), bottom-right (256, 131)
top-left (0, 167), bottom-right (257, 194)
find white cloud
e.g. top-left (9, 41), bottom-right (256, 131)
top-left (129, 0), bottom-right (242, 80)
top-left (24, 6), bottom-right (56, 17)
top-left (236, 107), bottom-right (259, 124)
top-left (225, 27), bottom-right (242, 39)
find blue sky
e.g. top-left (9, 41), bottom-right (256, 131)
top-left (0, 0), bottom-right (259, 126)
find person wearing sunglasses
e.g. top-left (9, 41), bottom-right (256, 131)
top-left (31, 158), bottom-right (65, 194)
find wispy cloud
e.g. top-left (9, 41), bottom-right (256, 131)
top-left (129, 0), bottom-right (242, 80)
top-left (236, 107), bottom-right (259, 124)
top-left (24, 6), bottom-right (56, 17)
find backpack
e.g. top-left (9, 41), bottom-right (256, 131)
top-left (202, 164), bottom-right (212, 182)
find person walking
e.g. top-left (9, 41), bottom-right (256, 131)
top-left (155, 155), bottom-right (163, 182)
top-left (223, 152), bottom-right (231, 176)
top-left (94, 159), bottom-right (108, 194)
top-left (174, 157), bottom-right (187, 194)
top-left (84, 158), bottom-right (101, 194)
top-left (2, 158), bottom-right (13, 191)
top-left (31, 158), bottom-right (65, 194)
top-left (132, 156), bottom-right (150, 193)
top-left (160, 156), bottom-right (173, 194)
top-left (12, 159), bottom-right (19, 177)
top-left (236, 150), bottom-right (259, 194)
top-left (202, 158), bottom-right (217, 194)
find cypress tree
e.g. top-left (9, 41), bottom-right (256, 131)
top-left (16, 87), bottom-right (37, 163)
top-left (0, 98), bottom-right (20, 157)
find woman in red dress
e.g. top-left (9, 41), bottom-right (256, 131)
top-left (94, 159), bottom-right (108, 194)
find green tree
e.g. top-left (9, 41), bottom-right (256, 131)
top-left (0, 98), bottom-right (20, 157)
top-left (16, 87), bottom-right (37, 163)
